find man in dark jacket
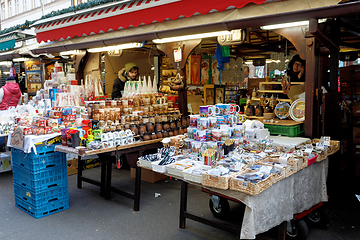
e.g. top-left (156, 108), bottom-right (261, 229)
top-left (112, 62), bottom-right (139, 99)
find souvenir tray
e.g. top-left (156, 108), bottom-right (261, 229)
top-left (274, 102), bottom-right (290, 119)
top-left (289, 99), bottom-right (305, 122)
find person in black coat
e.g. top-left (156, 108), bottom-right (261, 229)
top-left (281, 54), bottom-right (306, 95)
top-left (111, 62), bottom-right (139, 99)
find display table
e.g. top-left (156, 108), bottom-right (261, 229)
top-left (55, 138), bottom-right (164, 211)
top-left (144, 159), bottom-right (328, 239)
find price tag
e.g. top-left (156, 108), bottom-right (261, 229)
top-left (316, 142), bottom-right (324, 150)
top-left (279, 153), bottom-right (289, 165)
top-left (174, 47), bottom-right (182, 62)
top-left (305, 144), bottom-right (313, 153)
top-left (324, 136), bottom-right (331, 147)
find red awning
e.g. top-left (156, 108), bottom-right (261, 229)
top-left (34, 0), bottom-right (266, 43)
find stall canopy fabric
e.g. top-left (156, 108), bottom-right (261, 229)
top-left (33, 0), bottom-right (266, 43)
top-left (0, 33), bottom-right (19, 52)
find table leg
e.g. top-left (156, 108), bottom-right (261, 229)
top-left (100, 155), bottom-right (107, 198)
top-left (105, 155), bottom-right (112, 200)
top-left (278, 221), bottom-right (286, 240)
top-left (180, 180), bottom-right (188, 229)
top-left (134, 166), bottom-right (142, 211)
top-left (77, 156), bottom-right (82, 189)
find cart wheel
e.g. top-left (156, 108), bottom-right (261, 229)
top-left (306, 206), bottom-right (330, 229)
top-left (209, 197), bottom-right (230, 219)
top-left (286, 219), bottom-right (309, 240)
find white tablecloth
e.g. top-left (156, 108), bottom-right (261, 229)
top-left (7, 133), bottom-right (61, 155)
top-left (201, 159), bottom-right (328, 239)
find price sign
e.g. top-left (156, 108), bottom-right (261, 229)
top-left (174, 48), bottom-right (182, 62)
top-left (10, 127), bottom-right (24, 149)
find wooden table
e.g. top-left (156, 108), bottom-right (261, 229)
top-left (55, 138), bottom-right (163, 211)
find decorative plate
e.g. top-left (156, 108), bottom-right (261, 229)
top-left (289, 99), bottom-right (305, 122)
top-left (274, 102), bottom-right (290, 119)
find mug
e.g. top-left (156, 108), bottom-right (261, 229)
top-left (199, 118), bottom-right (209, 130)
top-left (107, 132), bottom-right (114, 141)
top-left (125, 129), bottom-right (135, 137)
top-left (89, 120), bottom-right (99, 130)
top-left (127, 136), bottom-right (135, 144)
top-left (113, 131), bottom-right (121, 140)
top-left (114, 140), bottom-right (121, 146)
top-left (236, 113), bottom-right (246, 123)
top-left (216, 116), bottom-right (225, 128)
top-left (224, 115), bottom-right (237, 126)
top-left (199, 106), bottom-right (210, 117)
top-left (93, 129), bottom-right (103, 140)
top-left (215, 104), bottom-right (227, 115)
top-left (119, 130), bottom-right (126, 138)
top-left (208, 105), bottom-right (220, 116)
top-left (120, 137), bottom-right (128, 145)
top-left (209, 117), bottom-right (217, 130)
top-left (229, 104), bottom-right (241, 114)
top-left (108, 140), bottom-right (115, 148)
top-left (101, 133), bottom-right (108, 142)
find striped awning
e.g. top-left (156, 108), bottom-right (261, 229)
top-left (33, 0), bottom-right (266, 43)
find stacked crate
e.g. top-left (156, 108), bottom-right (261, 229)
top-left (11, 144), bottom-right (69, 219)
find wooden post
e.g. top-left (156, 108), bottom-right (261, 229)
top-left (156, 39), bottom-right (201, 116)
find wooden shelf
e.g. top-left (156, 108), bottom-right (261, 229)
top-left (259, 82), bottom-right (305, 85)
top-left (258, 90), bottom-right (283, 93)
top-left (252, 97), bottom-right (291, 103)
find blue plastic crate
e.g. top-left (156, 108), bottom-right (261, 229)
top-left (11, 148), bottom-right (66, 172)
top-left (14, 182), bottom-right (68, 207)
top-left (15, 196), bottom-right (69, 219)
top-left (12, 165), bottom-right (68, 190)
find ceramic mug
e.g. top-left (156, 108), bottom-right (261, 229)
top-left (107, 132), bottom-right (114, 141)
top-left (229, 104), bottom-right (241, 114)
top-left (208, 106), bottom-right (220, 116)
top-left (199, 106), bottom-right (210, 117)
top-left (113, 131), bottom-right (121, 139)
top-left (114, 140), bottom-right (121, 146)
top-left (120, 137), bottom-right (128, 145)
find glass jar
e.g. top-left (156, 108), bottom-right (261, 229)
top-left (146, 122), bottom-right (155, 133)
top-left (142, 115), bottom-right (149, 124)
top-left (174, 128), bottom-right (179, 136)
top-left (163, 122), bottom-right (170, 131)
top-left (117, 99), bottom-right (122, 108)
top-left (130, 123), bottom-right (139, 136)
top-left (170, 120), bottom-right (176, 130)
top-left (151, 132), bottom-right (157, 140)
top-left (99, 101), bottom-right (105, 109)
top-left (143, 132), bottom-right (151, 141)
top-left (163, 130), bottom-right (169, 138)
top-left (179, 127), bottom-right (184, 135)
top-left (105, 99), bottom-right (112, 108)
top-left (176, 119), bottom-right (182, 128)
top-left (133, 95), bottom-right (140, 107)
top-left (94, 102), bottom-right (100, 110)
top-left (181, 116), bottom-right (187, 127)
top-left (161, 113), bottom-right (168, 122)
top-left (155, 114), bottom-right (161, 123)
top-left (128, 98), bottom-right (134, 107)
top-left (149, 115), bottom-right (155, 124)
top-left (155, 122), bottom-right (163, 132)
top-left (168, 129), bottom-right (174, 137)
top-left (139, 123), bottom-right (147, 135)
top-left (156, 131), bottom-right (163, 139)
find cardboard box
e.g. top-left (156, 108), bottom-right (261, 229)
top-left (67, 158), bottom-right (78, 176)
top-left (130, 167), bottom-right (168, 183)
top-left (354, 127), bottom-right (360, 144)
top-left (0, 153), bottom-right (11, 173)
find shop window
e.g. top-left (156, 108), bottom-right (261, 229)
top-left (8, 0), bottom-right (12, 17)
top-left (1, 4), bottom-right (5, 19)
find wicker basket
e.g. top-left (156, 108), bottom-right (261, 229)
top-left (260, 156), bottom-right (298, 177)
top-left (292, 156), bottom-right (308, 171)
top-left (229, 169), bottom-right (274, 196)
top-left (202, 172), bottom-right (232, 190)
top-left (257, 158), bottom-right (294, 179)
top-left (312, 139), bottom-right (340, 159)
top-left (183, 165), bottom-right (211, 184)
top-left (166, 160), bottom-right (193, 178)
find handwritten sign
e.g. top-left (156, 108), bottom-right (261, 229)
top-left (10, 127), bottom-right (24, 149)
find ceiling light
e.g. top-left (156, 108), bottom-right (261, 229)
top-left (152, 31), bottom-right (231, 44)
top-left (60, 50), bottom-right (86, 55)
top-left (261, 21), bottom-right (309, 30)
top-left (88, 42), bottom-right (144, 53)
top-left (13, 58), bottom-right (30, 62)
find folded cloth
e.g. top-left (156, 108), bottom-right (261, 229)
top-left (7, 132), bottom-right (61, 154)
top-left (244, 120), bottom-right (256, 129)
top-left (253, 120), bottom-right (264, 129)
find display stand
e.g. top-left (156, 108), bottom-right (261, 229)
top-left (55, 138), bottom-right (164, 211)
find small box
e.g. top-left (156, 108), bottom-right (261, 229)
top-left (67, 158), bottom-right (78, 176)
top-left (0, 153), bottom-right (11, 173)
top-left (130, 167), bottom-right (167, 183)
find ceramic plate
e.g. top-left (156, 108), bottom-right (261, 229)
top-left (289, 99), bottom-right (305, 122)
top-left (274, 102), bottom-right (290, 119)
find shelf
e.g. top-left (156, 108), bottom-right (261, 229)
top-left (258, 90), bottom-right (283, 93)
top-left (252, 97), bottom-right (291, 103)
top-left (259, 82), bottom-right (305, 85)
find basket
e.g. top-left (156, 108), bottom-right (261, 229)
top-left (312, 139), bottom-right (340, 157)
top-left (202, 172), bottom-right (232, 190)
top-left (292, 156), bottom-right (308, 171)
top-left (229, 169), bottom-right (274, 195)
top-left (264, 123), bottom-right (304, 137)
top-left (250, 161), bottom-right (286, 183)
top-left (12, 165), bottom-right (68, 190)
top-left (183, 165), bottom-right (211, 184)
top-left (307, 155), bottom-right (317, 166)
top-left (166, 160), bottom-right (193, 178)
top-left (137, 158), bottom-right (154, 169)
top-left (151, 160), bottom-right (167, 173)
top-left (11, 148), bottom-right (66, 172)
top-left (15, 196), bottom-right (69, 219)
top-left (259, 156), bottom-right (297, 177)
top-left (13, 182), bottom-right (68, 207)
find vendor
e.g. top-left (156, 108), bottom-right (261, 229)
top-left (0, 76), bottom-right (22, 110)
top-left (281, 54), bottom-right (306, 95)
top-left (112, 62), bottom-right (139, 99)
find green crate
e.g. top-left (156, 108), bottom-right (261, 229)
top-left (264, 123), bottom-right (304, 137)
top-left (239, 98), bottom-right (247, 105)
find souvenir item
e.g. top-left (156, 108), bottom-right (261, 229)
top-left (289, 99), bottom-right (305, 122)
top-left (275, 102), bottom-right (291, 120)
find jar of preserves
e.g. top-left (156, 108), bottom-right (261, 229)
top-left (179, 127), bottom-right (184, 135)
top-left (161, 113), bottom-right (168, 122)
top-left (155, 122), bottom-right (163, 132)
top-left (143, 132), bottom-right (151, 141)
top-left (163, 121), bottom-right (170, 131)
top-left (168, 130), bottom-right (174, 137)
top-left (139, 123), bottom-right (147, 135)
top-left (130, 123), bottom-right (139, 136)
top-left (170, 120), bottom-right (176, 130)
top-left (176, 119), bottom-right (182, 128)
top-left (156, 131), bottom-right (163, 139)
top-left (163, 130), bottom-right (169, 138)
top-left (181, 116), bottom-right (187, 127)
top-left (151, 132), bottom-right (157, 140)
top-left (149, 115), bottom-right (155, 124)
top-left (146, 122), bottom-right (155, 132)
top-left (174, 128), bottom-right (179, 136)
